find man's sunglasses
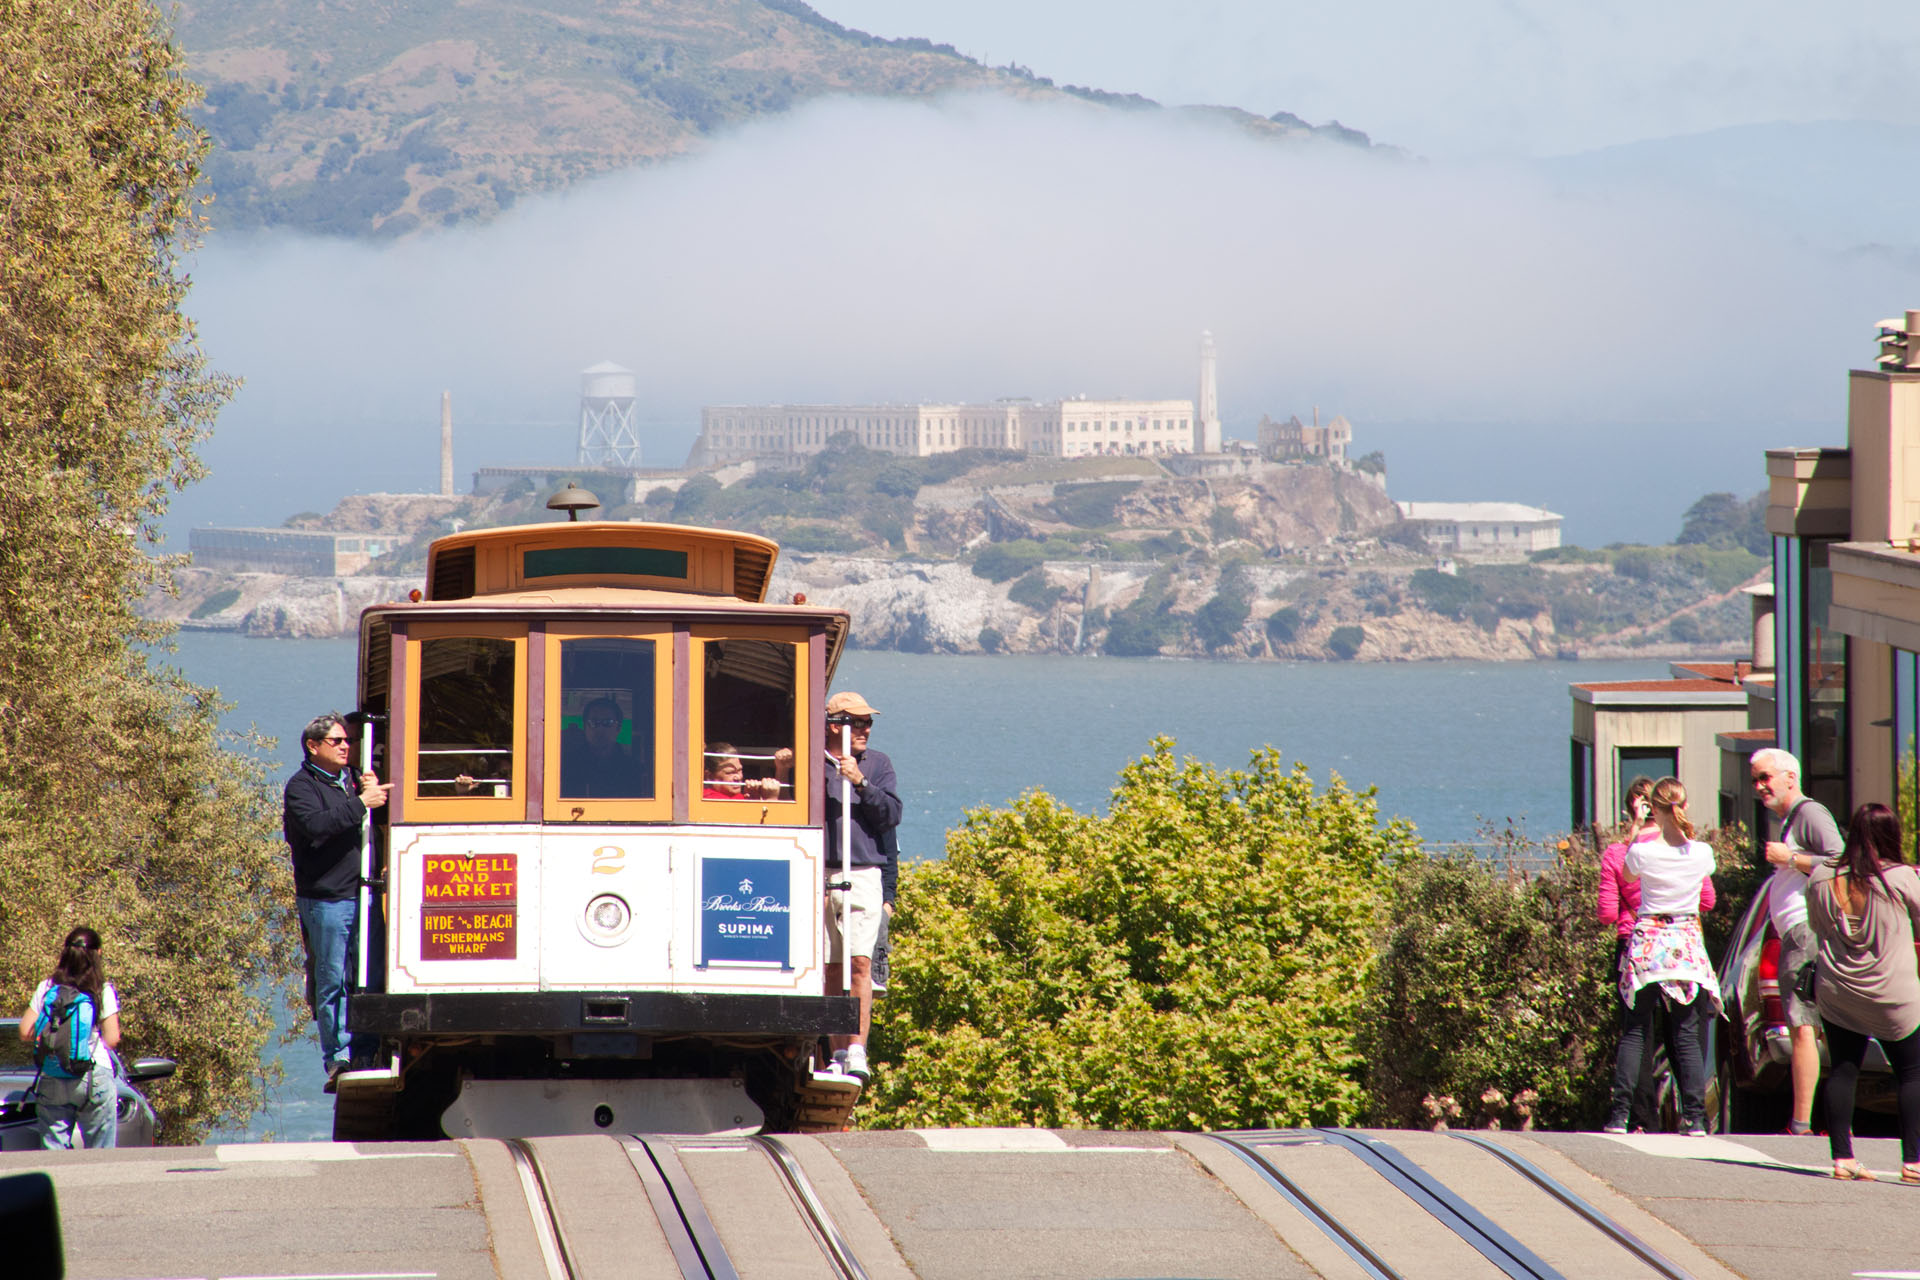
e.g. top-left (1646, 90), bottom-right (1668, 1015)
top-left (826, 715), bottom-right (872, 729)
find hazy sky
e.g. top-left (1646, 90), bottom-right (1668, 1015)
top-left (172, 3), bottom-right (1920, 547)
top-left (811, 0), bottom-right (1918, 158)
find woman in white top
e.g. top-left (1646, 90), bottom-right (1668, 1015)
top-left (1604, 777), bottom-right (1722, 1136)
top-left (17, 926), bottom-right (122, 1149)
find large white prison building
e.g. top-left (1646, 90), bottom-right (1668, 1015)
top-left (690, 397), bottom-right (1201, 467)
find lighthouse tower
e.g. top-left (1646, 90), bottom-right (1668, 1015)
top-left (1197, 331), bottom-right (1223, 453)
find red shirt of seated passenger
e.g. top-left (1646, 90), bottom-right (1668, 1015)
top-left (703, 753), bottom-right (782, 800)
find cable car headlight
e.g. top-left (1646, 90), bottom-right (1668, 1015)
top-left (581, 893), bottom-right (632, 946)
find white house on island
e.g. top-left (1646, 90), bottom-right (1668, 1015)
top-left (1396, 502), bottom-right (1563, 560)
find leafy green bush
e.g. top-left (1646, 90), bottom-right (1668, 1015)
top-left (863, 740), bottom-right (1415, 1129)
top-left (1611, 548), bottom-right (1657, 581)
top-left (1354, 451), bottom-right (1387, 475)
top-left (1409, 568), bottom-right (1479, 619)
top-left (1327, 625), bottom-right (1365, 659)
top-left (1208, 505), bottom-right (1246, 542)
top-left (1361, 841), bottom-right (1617, 1130)
top-left (1551, 595), bottom-right (1597, 634)
top-left (1531, 545), bottom-right (1608, 564)
top-left (873, 464), bottom-right (922, 499)
top-left (978, 626), bottom-right (1004, 653)
top-left (670, 474), bottom-right (722, 520)
top-left (1265, 606), bottom-right (1303, 645)
top-left (778, 522), bottom-right (854, 552)
top-left (1380, 522), bottom-right (1430, 552)
top-left (1103, 572), bottom-right (1184, 656)
top-left (1194, 565), bottom-right (1252, 651)
top-left (1008, 568), bottom-right (1064, 610)
top-left (1049, 481), bottom-right (1139, 528)
top-left (190, 588), bottom-right (241, 619)
top-left (972, 540), bottom-right (1044, 583)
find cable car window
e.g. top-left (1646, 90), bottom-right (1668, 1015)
top-left (417, 637), bottom-right (516, 796)
top-left (700, 638), bottom-right (796, 803)
top-left (557, 638), bottom-right (657, 800)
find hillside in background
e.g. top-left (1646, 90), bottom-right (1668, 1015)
top-left (175, 0), bottom-right (1381, 239)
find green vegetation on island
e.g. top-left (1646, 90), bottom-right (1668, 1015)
top-left (1, 0), bottom-right (300, 1143)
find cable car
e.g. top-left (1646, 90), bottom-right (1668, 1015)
top-left (331, 515), bottom-right (862, 1139)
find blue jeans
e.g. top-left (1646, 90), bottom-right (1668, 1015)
top-left (298, 896), bottom-right (359, 1070)
top-left (34, 1053), bottom-right (117, 1149)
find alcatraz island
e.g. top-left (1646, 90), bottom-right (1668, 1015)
top-left (157, 341), bottom-right (1765, 663)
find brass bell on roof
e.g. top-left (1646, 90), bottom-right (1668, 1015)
top-left (545, 481), bottom-right (601, 522)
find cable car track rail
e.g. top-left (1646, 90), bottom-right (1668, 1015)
top-left (621, 1134), bottom-right (744, 1280)
top-left (753, 1134), bottom-right (875, 1280)
top-left (1201, 1132), bottom-right (1404, 1280)
top-left (1216, 1128), bottom-right (1701, 1280)
top-left (1445, 1130), bottom-right (1697, 1280)
top-left (506, 1137), bottom-right (577, 1280)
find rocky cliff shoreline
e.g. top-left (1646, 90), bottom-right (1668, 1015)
top-left (149, 557), bottom-right (1744, 663)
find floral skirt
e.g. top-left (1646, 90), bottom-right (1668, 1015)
top-left (1620, 913), bottom-right (1723, 1017)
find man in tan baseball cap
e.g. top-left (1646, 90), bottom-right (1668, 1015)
top-left (822, 690), bottom-right (898, 1083)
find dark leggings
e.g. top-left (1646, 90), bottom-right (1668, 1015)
top-left (1613, 938), bottom-right (1664, 1128)
top-left (1610, 984), bottom-right (1709, 1129)
top-left (1824, 1017), bottom-right (1920, 1163)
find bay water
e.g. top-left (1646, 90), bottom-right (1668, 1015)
top-left (154, 632), bottom-right (1664, 1139)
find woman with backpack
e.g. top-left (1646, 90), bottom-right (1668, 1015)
top-left (16, 926), bottom-right (121, 1149)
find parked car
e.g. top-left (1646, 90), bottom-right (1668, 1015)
top-left (1714, 886), bottom-right (1909, 1130)
top-left (0, 1017), bottom-right (175, 1150)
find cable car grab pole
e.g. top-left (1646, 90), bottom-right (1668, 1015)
top-left (839, 721), bottom-right (852, 999)
top-left (357, 714), bottom-right (376, 993)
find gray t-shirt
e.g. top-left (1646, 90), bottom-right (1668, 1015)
top-left (1768, 798), bottom-right (1843, 934)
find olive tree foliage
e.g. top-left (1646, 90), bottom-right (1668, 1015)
top-left (0, 0), bottom-right (298, 1142)
top-left (863, 739), bottom-right (1418, 1129)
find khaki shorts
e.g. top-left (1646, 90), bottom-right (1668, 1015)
top-left (1779, 921), bottom-right (1819, 1028)
top-left (826, 866), bottom-right (884, 963)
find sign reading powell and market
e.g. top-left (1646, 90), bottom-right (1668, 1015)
top-left (698, 856), bottom-right (791, 969)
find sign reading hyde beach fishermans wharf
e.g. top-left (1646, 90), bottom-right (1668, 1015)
top-left (422, 853), bottom-right (517, 960)
top-left (699, 856), bottom-right (790, 969)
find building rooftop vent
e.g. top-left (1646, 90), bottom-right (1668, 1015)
top-left (1876, 310), bottom-right (1920, 372)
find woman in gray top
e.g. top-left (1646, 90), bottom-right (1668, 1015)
top-left (1807, 803), bottom-right (1920, 1181)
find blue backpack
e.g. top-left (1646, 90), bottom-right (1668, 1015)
top-left (31, 985), bottom-right (96, 1080)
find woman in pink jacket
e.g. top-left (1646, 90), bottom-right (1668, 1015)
top-left (1597, 776), bottom-right (1716, 1130)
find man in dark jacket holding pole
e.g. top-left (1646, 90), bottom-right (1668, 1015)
top-left (823, 691), bottom-right (901, 1083)
top-left (284, 712), bottom-right (389, 1092)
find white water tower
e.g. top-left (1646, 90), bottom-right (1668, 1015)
top-left (577, 361), bottom-right (640, 468)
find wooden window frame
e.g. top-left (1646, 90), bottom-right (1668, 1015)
top-left (687, 625), bottom-right (810, 826)
top-left (403, 622), bottom-right (529, 822)
top-left (542, 623), bottom-right (674, 824)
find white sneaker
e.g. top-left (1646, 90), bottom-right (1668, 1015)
top-left (844, 1043), bottom-right (871, 1082)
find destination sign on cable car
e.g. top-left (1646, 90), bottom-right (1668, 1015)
top-left (421, 853), bottom-right (518, 960)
